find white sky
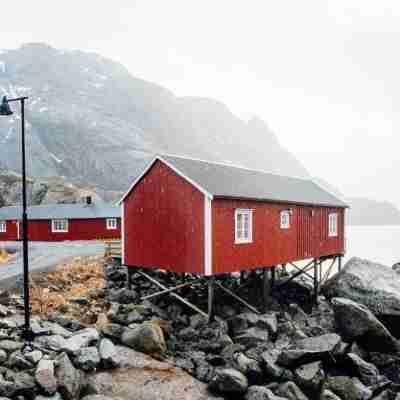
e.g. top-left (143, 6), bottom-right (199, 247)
top-left (2, 1), bottom-right (400, 205)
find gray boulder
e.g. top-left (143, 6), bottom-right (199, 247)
top-left (230, 312), bottom-right (278, 339)
top-left (101, 324), bottom-right (125, 341)
top-left (232, 353), bottom-right (263, 385)
top-left (25, 350), bottom-right (43, 364)
top-left (35, 393), bottom-right (63, 400)
top-left (99, 339), bottom-right (120, 368)
top-left (7, 351), bottom-right (34, 370)
top-left (61, 328), bottom-right (99, 355)
top-left (294, 361), bottom-right (324, 393)
top-left (234, 328), bottom-right (269, 349)
top-left (121, 322), bottom-right (166, 354)
top-left (331, 297), bottom-right (400, 353)
top-left (0, 340), bottom-right (23, 353)
top-left (245, 386), bottom-right (286, 400)
top-left (209, 368), bottom-right (248, 395)
top-left (321, 389), bottom-right (343, 400)
top-left (275, 381), bottom-right (308, 400)
top-left (322, 257), bottom-right (400, 337)
top-left (346, 353), bottom-right (380, 386)
top-left (323, 376), bottom-right (372, 400)
top-left (261, 351), bottom-right (293, 383)
top-left (55, 353), bottom-right (84, 400)
top-left (36, 335), bottom-right (67, 352)
top-left (0, 350), bottom-right (7, 365)
top-left (84, 372), bottom-right (114, 396)
top-left (35, 359), bottom-right (57, 395)
top-left (277, 333), bottom-right (342, 367)
top-left (75, 347), bottom-right (100, 371)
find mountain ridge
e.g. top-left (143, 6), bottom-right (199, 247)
top-left (0, 43), bottom-right (308, 193)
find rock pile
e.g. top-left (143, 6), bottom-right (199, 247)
top-left (102, 260), bottom-right (400, 400)
top-left (1, 256), bottom-right (400, 400)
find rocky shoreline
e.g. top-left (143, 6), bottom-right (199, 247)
top-left (0, 256), bottom-right (398, 400)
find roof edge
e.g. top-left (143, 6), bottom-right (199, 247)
top-left (118, 155), bottom-right (213, 204)
top-left (213, 195), bottom-right (349, 208)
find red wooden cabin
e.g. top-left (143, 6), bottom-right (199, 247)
top-left (120, 155), bottom-right (347, 277)
top-left (0, 200), bottom-right (121, 242)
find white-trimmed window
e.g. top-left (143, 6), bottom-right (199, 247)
top-left (328, 213), bottom-right (338, 237)
top-left (0, 221), bottom-right (6, 233)
top-left (51, 219), bottom-right (68, 233)
top-left (235, 209), bottom-right (253, 244)
top-left (106, 218), bottom-right (117, 230)
top-left (280, 210), bottom-right (290, 229)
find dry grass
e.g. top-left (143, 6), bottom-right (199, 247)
top-left (0, 249), bottom-right (13, 264)
top-left (29, 256), bottom-right (107, 325)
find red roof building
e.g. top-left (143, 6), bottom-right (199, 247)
top-left (120, 155), bottom-right (347, 277)
top-left (0, 199), bottom-right (120, 242)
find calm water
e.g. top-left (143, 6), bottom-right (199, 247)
top-left (344, 225), bottom-right (400, 267)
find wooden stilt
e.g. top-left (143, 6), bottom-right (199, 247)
top-left (208, 277), bottom-right (215, 322)
top-left (338, 255), bottom-right (342, 272)
top-left (215, 281), bottom-right (260, 314)
top-left (313, 259), bottom-right (319, 305)
top-left (263, 267), bottom-right (271, 309)
top-left (138, 270), bottom-right (208, 318)
top-left (127, 267), bottom-right (133, 290)
top-left (271, 266), bottom-right (276, 290)
top-left (319, 259), bottom-right (323, 283)
top-left (140, 278), bottom-right (201, 300)
top-left (240, 271), bottom-right (245, 285)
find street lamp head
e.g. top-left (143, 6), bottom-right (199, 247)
top-left (0, 96), bottom-right (13, 116)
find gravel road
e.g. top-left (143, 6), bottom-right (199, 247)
top-left (0, 241), bottom-right (105, 289)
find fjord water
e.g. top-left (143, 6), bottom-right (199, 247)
top-left (344, 225), bottom-right (400, 267)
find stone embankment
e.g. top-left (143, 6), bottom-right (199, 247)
top-left (0, 256), bottom-right (398, 400)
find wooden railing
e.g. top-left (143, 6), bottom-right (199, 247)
top-left (104, 239), bottom-right (122, 259)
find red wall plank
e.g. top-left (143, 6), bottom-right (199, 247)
top-left (212, 199), bottom-right (345, 274)
top-left (0, 220), bottom-right (19, 241)
top-left (0, 218), bottom-right (121, 241)
top-left (123, 160), bottom-right (205, 274)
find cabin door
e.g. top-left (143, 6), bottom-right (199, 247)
top-left (297, 207), bottom-right (314, 259)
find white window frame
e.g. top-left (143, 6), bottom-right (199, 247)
top-left (280, 210), bottom-right (290, 229)
top-left (51, 219), bottom-right (68, 233)
top-left (328, 213), bottom-right (338, 237)
top-left (0, 221), bottom-right (6, 233)
top-left (235, 209), bottom-right (253, 244)
top-left (106, 218), bottom-right (117, 230)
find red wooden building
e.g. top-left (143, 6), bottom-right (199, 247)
top-left (0, 200), bottom-right (121, 242)
top-left (120, 155), bottom-right (347, 276)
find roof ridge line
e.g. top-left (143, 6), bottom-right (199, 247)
top-left (159, 152), bottom-right (311, 182)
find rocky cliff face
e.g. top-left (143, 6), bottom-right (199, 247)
top-left (0, 168), bottom-right (110, 206)
top-left (0, 43), bottom-right (308, 193)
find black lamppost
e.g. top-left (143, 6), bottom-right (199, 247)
top-left (0, 95), bottom-right (32, 339)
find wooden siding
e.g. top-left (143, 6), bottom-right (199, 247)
top-left (0, 220), bottom-right (19, 241)
top-left (123, 160), bottom-right (205, 274)
top-left (0, 218), bottom-right (121, 241)
top-left (212, 199), bottom-right (344, 274)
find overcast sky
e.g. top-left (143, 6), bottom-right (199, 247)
top-left (2, 1), bottom-right (400, 205)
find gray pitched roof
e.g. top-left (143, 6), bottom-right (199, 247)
top-left (0, 203), bottom-right (120, 221)
top-left (159, 155), bottom-right (348, 208)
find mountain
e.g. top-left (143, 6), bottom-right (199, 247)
top-left (347, 197), bottom-right (400, 225)
top-left (0, 43), bottom-right (308, 193)
top-left (0, 168), bottom-right (110, 206)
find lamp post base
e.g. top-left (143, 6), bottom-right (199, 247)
top-left (20, 328), bottom-right (36, 342)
